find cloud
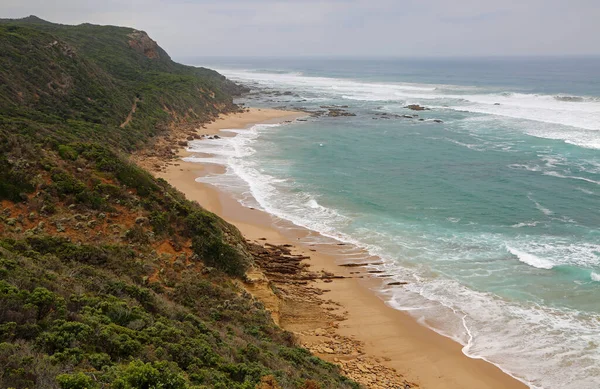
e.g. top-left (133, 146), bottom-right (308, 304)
top-left (439, 10), bottom-right (510, 24)
top-left (1, 0), bottom-right (599, 57)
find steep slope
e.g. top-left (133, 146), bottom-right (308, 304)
top-left (0, 17), bottom-right (357, 389)
top-left (0, 16), bottom-right (246, 150)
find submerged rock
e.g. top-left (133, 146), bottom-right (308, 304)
top-left (327, 108), bottom-right (356, 117)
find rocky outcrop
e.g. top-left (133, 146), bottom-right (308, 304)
top-left (245, 241), bottom-right (418, 389)
top-left (327, 108), bottom-right (356, 117)
top-left (404, 104), bottom-right (430, 111)
top-left (128, 30), bottom-right (160, 59)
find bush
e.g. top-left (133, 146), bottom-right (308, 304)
top-left (191, 235), bottom-right (247, 277)
top-left (57, 372), bottom-right (97, 389)
top-left (25, 236), bottom-right (109, 265)
top-left (51, 169), bottom-right (86, 196)
top-left (57, 144), bottom-right (78, 161)
top-left (0, 154), bottom-right (34, 202)
top-left (111, 360), bottom-right (188, 389)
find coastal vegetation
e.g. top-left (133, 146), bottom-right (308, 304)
top-left (0, 16), bottom-right (358, 389)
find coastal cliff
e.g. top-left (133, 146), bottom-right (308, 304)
top-left (0, 17), bottom-right (357, 389)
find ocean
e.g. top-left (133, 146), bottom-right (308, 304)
top-left (182, 57), bottom-right (600, 389)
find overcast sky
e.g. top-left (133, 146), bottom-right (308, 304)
top-left (2, 0), bottom-right (599, 58)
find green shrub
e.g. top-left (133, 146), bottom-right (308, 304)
top-left (57, 372), bottom-right (97, 389)
top-left (192, 235), bottom-right (247, 277)
top-left (51, 169), bottom-right (86, 196)
top-left (111, 360), bottom-right (188, 389)
top-left (27, 287), bottom-right (66, 320)
top-left (57, 144), bottom-right (78, 160)
top-left (0, 154), bottom-right (34, 202)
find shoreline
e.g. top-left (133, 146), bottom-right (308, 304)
top-left (148, 108), bottom-right (529, 389)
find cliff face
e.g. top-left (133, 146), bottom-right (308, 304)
top-left (0, 17), bottom-right (356, 389)
top-left (128, 30), bottom-right (161, 59)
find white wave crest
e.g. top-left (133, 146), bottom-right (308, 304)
top-left (544, 171), bottom-right (600, 186)
top-left (511, 221), bottom-right (540, 228)
top-left (527, 194), bottom-right (554, 216)
top-left (219, 68), bottom-right (600, 133)
top-left (507, 245), bottom-right (555, 269)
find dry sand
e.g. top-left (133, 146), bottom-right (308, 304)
top-left (152, 108), bottom-right (529, 389)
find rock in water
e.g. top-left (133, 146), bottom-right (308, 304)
top-left (404, 104), bottom-right (430, 111)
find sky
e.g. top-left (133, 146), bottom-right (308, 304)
top-left (1, 0), bottom-right (599, 58)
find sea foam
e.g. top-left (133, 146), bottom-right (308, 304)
top-left (185, 122), bottom-right (600, 388)
top-left (507, 245), bottom-right (555, 269)
top-left (221, 68), bottom-right (600, 134)
top-left (183, 66), bottom-right (600, 388)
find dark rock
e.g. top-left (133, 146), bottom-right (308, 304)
top-left (320, 105), bottom-right (349, 109)
top-left (327, 108), bottom-right (356, 117)
top-left (433, 119), bottom-right (444, 123)
top-left (404, 104), bottom-right (430, 111)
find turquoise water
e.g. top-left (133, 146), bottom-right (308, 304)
top-left (185, 58), bottom-right (600, 389)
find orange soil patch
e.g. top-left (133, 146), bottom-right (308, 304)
top-left (156, 240), bottom-right (178, 256)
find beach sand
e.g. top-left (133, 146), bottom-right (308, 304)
top-left (150, 108), bottom-right (528, 389)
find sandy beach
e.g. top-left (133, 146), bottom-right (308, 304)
top-left (150, 108), bottom-right (529, 389)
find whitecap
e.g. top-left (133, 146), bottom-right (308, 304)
top-left (219, 67), bottom-right (600, 133)
top-left (576, 187), bottom-right (594, 195)
top-left (507, 163), bottom-right (542, 172)
top-left (544, 171), bottom-right (600, 186)
top-left (511, 221), bottom-right (540, 228)
top-left (506, 245), bottom-right (555, 269)
top-left (532, 198), bottom-right (553, 216)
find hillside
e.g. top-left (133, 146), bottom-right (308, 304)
top-left (0, 15), bottom-right (246, 150)
top-left (0, 17), bottom-right (358, 389)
